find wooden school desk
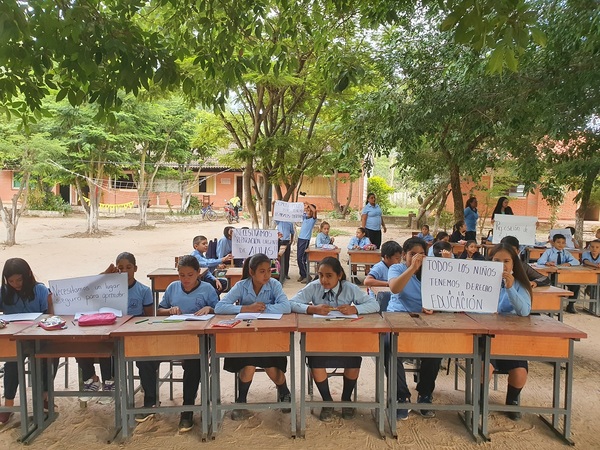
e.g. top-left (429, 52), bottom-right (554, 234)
top-left (554, 267), bottom-right (600, 315)
top-left (383, 312), bottom-right (486, 441)
top-left (205, 314), bottom-right (298, 438)
top-left (305, 247), bottom-right (341, 281)
top-left (13, 315), bottom-right (132, 443)
top-left (451, 243), bottom-right (465, 256)
top-left (531, 286), bottom-right (573, 321)
top-left (224, 267), bottom-right (243, 289)
top-left (0, 319), bottom-right (40, 442)
top-left (297, 314), bottom-right (390, 438)
top-left (347, 249), bottom-right (381, 280)
top-left (467, 313), bottom-right (587, 444)
top-left (526, 247), bottom-right (583, 263)
top-left (147, 268), bottom-right (207, 312)
top-left (111, 317), bottom-right (212, 439)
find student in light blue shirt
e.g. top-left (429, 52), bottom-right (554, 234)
top-left (216, 226), bottom-right (234, 259)
top-left (487, 243), bottom-right (532, 420)
top-left (276, 220), bottom-right (295, 279)
top-left (289, 257), bottom-right (379, 422)
top-left (364, 241), bottom-right (402, 301)
top-left (417, 225), bottom-right (434, 243)
top-left (387, 237), bottom-right (440, 419)
top-left (464, 197), bottom-right (479, 241)
top-left (361, 192), bottom-right (387, 249)
top-left (315, 221), bottom-right (335, 248)
top-left (158, 255), bottom-right (218, 432)
top-left (427, 231), bottom-right (449, 256)
top-left (347, 227), bottom-right (373, 250)
top-left (215, 254), bottom-right (292, 421)
top-left (297, 203), bottom-right (317, 282)
top-left (537, 233), bottom-right (581, 313)
top-left (192, 235), bottom-right (233, 269)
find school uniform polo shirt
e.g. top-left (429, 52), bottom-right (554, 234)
top-left (159, 281), bottom-right (218, 314)
top-left (386, 263), bottom-right (422, 313)
top-left (127, 281), bottom-right (153, 316)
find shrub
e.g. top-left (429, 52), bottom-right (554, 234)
top-left (367, 176), bottom-right (394, 214)
top-left (28, 192), bottom-right (72, 214)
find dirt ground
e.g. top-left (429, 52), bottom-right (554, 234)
top-left (0, 214), bottom-right (599, 449)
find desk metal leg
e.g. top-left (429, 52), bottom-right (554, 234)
top-left (480, 335), bottom-right (491, 441)
top-left (110, 341), bottom-right (122, 443)
top-left (16, 342), bottom-right (36, 442)
top-left (388, 333), bottom-right (398, 438)
top-left (199, 335), bottom-right (210, 441)
top-left (376, 333), bottom-right (385, 438)
top-left (289, 333), bottom-right (297, 437)
top-left (118, 340), bottom-right (130, 439)
top-left (210, 336), bottom-right (221, 438)
top-left (471, 335), bottom-right (481, 441)
top-left (299, 333), bottom-right (306, 438)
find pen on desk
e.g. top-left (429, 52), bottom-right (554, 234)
top-left (71, 320), bottom-right (76, 326)
top-left (350, 316), bottom-right (364, 322)
top-left (135, 318), bottom-right (149, 324)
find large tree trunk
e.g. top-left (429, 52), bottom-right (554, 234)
top-left (260, 179), bottom-right (270, 228)
top-left (575, 168), bottom-right (598, 243)
top-left (139, 188), bottom-right (150, 227)
top-left (448, 160), bottom-right (464, 221)
top-left (87, 180), bottom-right (101, 234)
top-left (244, 162), bottom-right (259, 227)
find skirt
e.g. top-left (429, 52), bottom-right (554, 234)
top-left (307, 356), bottom-right (362, 369)
top-left (223, 356), bottom-right (287, 373)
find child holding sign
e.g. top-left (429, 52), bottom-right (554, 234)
top-left (289, 257), bottom-right (379, 422)
top-left (215, 253), bottom-right (292, 421)
top-left (0, 258), bottom-right (57, 423)
top-left (315, 221), bottom-right (335, 248)
top-left (387, 237), bottom-right (440, 419)
top-left (488, 243), bottom-right (532, 420)
top-left (158, 255), bottom-right (218, 432)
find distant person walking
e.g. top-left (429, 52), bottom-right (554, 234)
top-left (361, 193), bottom-right (386, 249)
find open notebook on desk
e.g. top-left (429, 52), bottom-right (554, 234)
top-left (235, 313), bottom-right (283, 320)
top-left (313, 311), bottom-right (358, 319)
top-left (166, 314), bottom-right (215, 321)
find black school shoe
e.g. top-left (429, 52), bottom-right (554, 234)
top-left (279, 392), bottom-right (292, 413)
top-left (319, 407), bottom-right (334, 422)
top-left (341, 407), bottom-right (356, 419)
top-left (565, 303), bottom-right (577, 314)
top-left (506, 400), bottom-right (522, 421)
top-left (178, 412), bottom-right (194, 432)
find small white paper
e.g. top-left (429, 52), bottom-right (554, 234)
top-left (313, 311), bottom-right (358, 319)
top-left (167, 314), bottom-right (215, 321)
top-left (1, 312), bottom-right (43, 322)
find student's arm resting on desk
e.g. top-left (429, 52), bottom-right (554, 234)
top-left (563, 251), bottom-right (580, 266)
top-left (347, 282), bottom-right (380, 314)
top-left (263, 280), bottom-right (291, 314)
top-left (288, 283), bottom-right (316, 314)
top-left (197, 287), bottom-right (219, 315)
top-left (536, 249), bottom-right (552, 265)
top-left (214, 281), bottom-right (244, 314)
top-left (157, 283), bottom-right (178, 315)
top-left (364, 275), bottom-right (388, 287)
top-left (524, 263), bottom-right (551, 287)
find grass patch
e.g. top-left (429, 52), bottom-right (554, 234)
top-left (386, 206), bottom-right (417, 216)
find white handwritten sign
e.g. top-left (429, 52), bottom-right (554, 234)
top-left (421, 258), bottom-right (503, 313)
top-left (49, 273), bottom-right (128, 315)
top-left (549, 229), bottom-right (575, 249)
top-left (232, 228), bottom-right (279, 259)
top-left (273, 201), bottom-right (304, 222)
top-left (492, 214), bottom-right (537, 245)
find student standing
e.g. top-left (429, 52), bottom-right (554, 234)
top-left (215, 253), bottom-right (292, 420)
top-left (158, 255), bottom-right (218, 432)
top-left (276, 220), bottom-right (295, 280)
top-left (289, 257), bottom-right (379, 422)
top-left (297, 203), bottom-right (317, 283)
top-left (492, 197), bottom-right (514, 219)
top-left (464, 197), bottom-right (479, 241)
top-left (361, 193), bottom-right (386, 249)
top-left (487, 243), bottom-right (532, 420)
top-left (0, 258), bottom-right (56, 424)
top-left (387, 237), bottom-right (440, 420)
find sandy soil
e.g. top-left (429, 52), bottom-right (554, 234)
top-left (0, 214), bottom-right (599, 449)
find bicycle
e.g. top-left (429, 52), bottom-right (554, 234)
top-left (201, 202), bottom-right (218, 221)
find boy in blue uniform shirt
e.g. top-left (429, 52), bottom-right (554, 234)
top-left (297, 203), bottom-right (317, 283)
top-left (364, 241), bottom-right (402, 305)
top-left (191, 235), bottom-right (232, 293)
top-left (537, 234), bottom-right (580, 313)
top-left (417, 225), bottom-right (434, 243)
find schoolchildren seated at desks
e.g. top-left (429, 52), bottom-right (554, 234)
top-left (427, 232), bottom-right (449, 256)
top-left (157, 255), bottom-right (218, 432)
top-left (289, 257), bottom-right (379, 422)
top-left (431, 240), bottom-right (453, 258)
top-left (0, 258), bottom-right (57, 425)
top-left (191, 235), bottom-right (232, 294)
top-left (501, 236), bottom-right (551, 288)
top-left (364, 241), bottom-right (403, 301)
top-left (537, 233), bottom-right (581, 314)
top-left (416, 225), bottom-right (434, 243)
top-left (347, 227), bottom-right (375, 250)
top-left (214, 254), bottom-right (292, 421)
top-left (582, 240), bottom-right (600, 299)
top-left (457, 240), bottom-right (485, 261)
top-left (315, 221), bottom-right (336, 248)
top-left (386, 237), bottom-right (440, 420)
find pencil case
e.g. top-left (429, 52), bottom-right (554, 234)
top-left (78, 312), bottom-right (117, 326)
top-left (38, 316), bottom-right (67, 330)
top-left (0, 319), bottom-right (7, 329)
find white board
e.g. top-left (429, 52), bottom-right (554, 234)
top-left (231, 228), bottom-right (279, 259)
top-left (421, 258), bottom-right (503, 313)
top-left (549, 229), bottom-right (575, 249)
top-left (49, 273), bottom-right (128, 315)
top-left (492, 214), bottom-right (537, 245)
top-left (272, 201), bottom-right (304, 222)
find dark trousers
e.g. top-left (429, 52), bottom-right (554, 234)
top-left (297, 238), bottom-right (310, 278)
top-left (366, 228), bottom-right (382, 249)
top-left (279, 239), bottom-right (291, 278)
top-left (77, 357), bottom-right (113, 381)
top-left (136, 360), bottom-right (160, 407)
top-left (465, 231), bottom-right (477, 241)
top-left (182, 359), bottom-right (202, 406)
top-left (4, 359), bottom-right (58, 400)
top-left (384, 334), bottom-right (441, 400)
